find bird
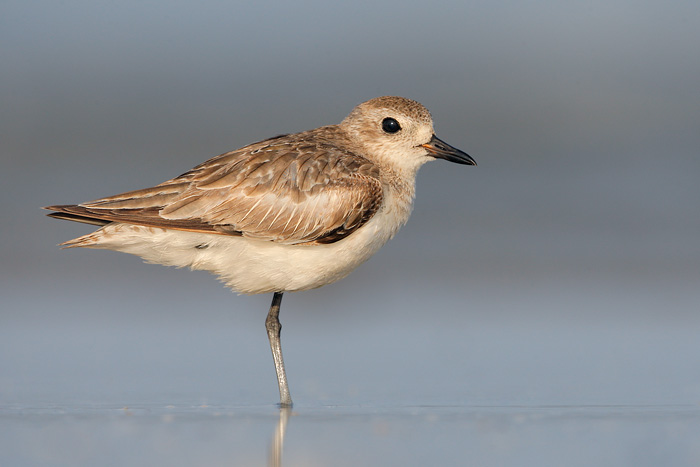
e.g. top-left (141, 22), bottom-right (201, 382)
top-left (44, 96), bottom-right (476, 407)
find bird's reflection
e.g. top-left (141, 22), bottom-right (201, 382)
top-left (268, 407), bottom-right (291, 467)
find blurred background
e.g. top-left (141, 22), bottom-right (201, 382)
top-left (2, 0), bottom-right (700, 465)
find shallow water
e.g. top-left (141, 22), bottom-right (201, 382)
top-left (3, 284), bottom-right (700, 466)
top-left (3, 403), bottom-right (699, 466)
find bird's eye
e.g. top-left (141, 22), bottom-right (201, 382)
top-left (381, 117), bottom-right (401, 134)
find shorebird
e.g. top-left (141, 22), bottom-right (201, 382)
top-left (44, 96), bottom-right (476, 407)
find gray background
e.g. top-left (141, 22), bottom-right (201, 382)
top-left (2, 1), bottom-right (700, 466)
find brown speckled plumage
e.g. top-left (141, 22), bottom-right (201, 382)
top-left (47, 126), bottom-right (383, 245)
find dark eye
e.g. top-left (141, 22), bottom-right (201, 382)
top-left (381, 117), bottom-right (401, 134)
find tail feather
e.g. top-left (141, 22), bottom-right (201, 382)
top-left (45, 210), bottom-right (111, 227)
top-left (42, 203), bottom-right (225, 235)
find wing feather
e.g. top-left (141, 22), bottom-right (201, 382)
top-left (45, 128), bottom-right (384, 245)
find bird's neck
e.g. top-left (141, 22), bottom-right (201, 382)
top-left (379, 167), bottom-right (417, 227)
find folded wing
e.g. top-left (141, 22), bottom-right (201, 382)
top-left (45, 131), bottom-right (384, 245)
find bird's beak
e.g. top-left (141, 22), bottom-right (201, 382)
top-left (421, 134), bottom-right (476, 166)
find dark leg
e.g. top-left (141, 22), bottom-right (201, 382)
top-left (266, 292), bottom-right (292, 407)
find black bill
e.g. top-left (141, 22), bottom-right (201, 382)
top-left (421, 134), bottom-right (476, 166)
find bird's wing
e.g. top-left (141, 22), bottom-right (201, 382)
top-left (45, 132), bottom-right (384, 245)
